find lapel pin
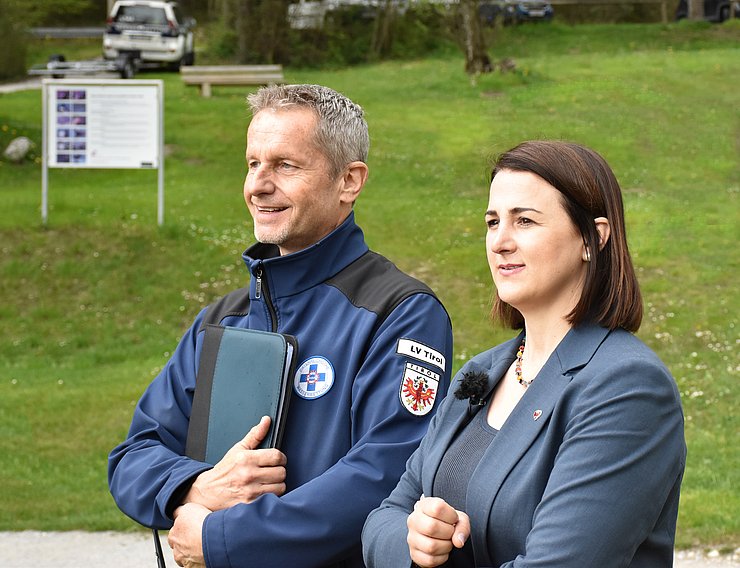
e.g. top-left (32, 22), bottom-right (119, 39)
top-left (533, 409), bottom-right (542, 421)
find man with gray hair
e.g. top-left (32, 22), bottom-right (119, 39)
top-left (109, 84), bottom-right (453, 567)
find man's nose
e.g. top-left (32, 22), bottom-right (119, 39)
top-left (245, 165), bottom-right (274, 195)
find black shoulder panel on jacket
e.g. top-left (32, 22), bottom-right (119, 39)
top-left (198, 285), bottom-right (250, 333)
top-left (326, 251), bottom-right (439, 321)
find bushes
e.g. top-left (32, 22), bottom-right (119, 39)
top-left (196, 1), bottom-right (693, 68)
top-left (0, 0), bottom-right (29, 81)
top-left (302, 3), bottom-right (458, 66)
top-left (552, 2), bottom-right (670, 24)
top-left (202, 3), bottom-right (459, 68)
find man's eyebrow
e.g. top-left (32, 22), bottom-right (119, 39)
top-left (245, 154), bottom-right (292, 162)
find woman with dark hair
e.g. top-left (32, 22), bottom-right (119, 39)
top-left (362, 140), bottom-right (686, 567)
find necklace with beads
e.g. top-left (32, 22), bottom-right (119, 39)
top-left (515, 338), bottom-right (534, 388)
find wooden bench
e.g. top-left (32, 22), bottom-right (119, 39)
top-left (180, 65), bottom-right (284, 97)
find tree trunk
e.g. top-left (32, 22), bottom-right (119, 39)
top-left (235, 0), bottom-right (290, 64)
top-left (236, 0), bottom-right (250, 63)
top-left (371, 0), bottom-right (396, 59)
top-left (459, 0), bottom-right (492, 77)
top-left (688, 0), bottom-right (704, 19)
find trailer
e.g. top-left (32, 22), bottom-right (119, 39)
top-left (28, 52), bottom-right (140, 80)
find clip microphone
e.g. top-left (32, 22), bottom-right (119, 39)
top-left (454, 371), bottom-right (489, 410)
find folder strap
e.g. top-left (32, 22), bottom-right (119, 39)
top-left (185, 325), bottom-right (225, 461)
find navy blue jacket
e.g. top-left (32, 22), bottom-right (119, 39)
top-left (109, 213), bottom-right (453, 567)
top-left (363, 325), bottom-right (686, 567)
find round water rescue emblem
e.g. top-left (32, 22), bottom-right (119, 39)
top-left (294, 356), bottom-right (335, 400)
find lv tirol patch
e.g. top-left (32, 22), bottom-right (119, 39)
top-left (399, 362), bottom-right (440, 416)
top-left (294, 356), bottom-right (334, 400)
top-left (396, 338), bottom-right (446, 372)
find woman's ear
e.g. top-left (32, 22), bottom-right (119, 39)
top-left (594, 217), bottom-right (611, 251)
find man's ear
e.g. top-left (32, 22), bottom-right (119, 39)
top-left (594, 217), bottom-right (611, 250)
top-left (339, 161), bottom-right (369, 205)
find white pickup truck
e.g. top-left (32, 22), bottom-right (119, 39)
top-left (103, 0), bottom-right (195, 70)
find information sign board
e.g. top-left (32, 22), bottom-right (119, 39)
top-left (41, 79), bottom-right (164, 224)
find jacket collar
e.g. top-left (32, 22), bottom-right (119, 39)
top-left (242, 212), bottom-right (369, 299)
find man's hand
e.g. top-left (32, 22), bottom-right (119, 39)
top-left (169, 503), bottom-right (210, 568)
top-left (406, 496), bottom-right (471, 568)
top-left (183, 416), bottom-right (287, 511)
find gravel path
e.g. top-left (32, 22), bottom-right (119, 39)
top-left (0, 531), bottom-right (737, 567)
top-left (0, 78), bottom-right (42, 93)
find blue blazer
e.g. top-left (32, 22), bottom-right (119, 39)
top-left (363, 324), bottom-right (686, 567)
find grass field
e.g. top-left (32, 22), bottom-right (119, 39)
top-left (1, 22), bottom-right (738, 549)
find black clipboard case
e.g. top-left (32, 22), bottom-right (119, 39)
top-left (186, 325), bottom-right (297, 462)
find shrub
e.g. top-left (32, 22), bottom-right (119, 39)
top-left (285, 4), bottom-right (458, 68)
top-left (0, 0), bottom-right (29, 81)
top-left (554, 2), bottom-right (668, 24)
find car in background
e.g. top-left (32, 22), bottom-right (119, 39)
top-left (103, 0), bottom-right (196, 70)
top-left (480, 0), bottom-right (554, 25)
top-left (675, 0), bottom-right (740, 21)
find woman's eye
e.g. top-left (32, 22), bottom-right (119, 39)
top-left (518, 217), bottom-right (533, 226)
top-left (280, 162), bottom-right (296, 170)
top-left (486, 218), bottom-right (498, 228)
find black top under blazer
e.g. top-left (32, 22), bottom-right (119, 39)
top-left (363, 324), bottom-right (686, 567)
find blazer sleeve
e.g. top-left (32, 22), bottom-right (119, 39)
top-left (362, 368), bottom-right (466, 568)
top-left (501, 354), bottom-right (686, 567)
top-left (362, 422), bottom-right (429, 568)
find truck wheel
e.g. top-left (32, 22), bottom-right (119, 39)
top-left (49, 54), bottom-right (66, 78)
top-left (120, 60), bottom-right (135, 79)
top-left (114, 54), bottom-right (136, 79)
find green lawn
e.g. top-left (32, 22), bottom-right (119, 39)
top-left (1, 22), bottom-right (738, 549)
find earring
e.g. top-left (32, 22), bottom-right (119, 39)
top-left (584, 249), bottom-right (591, 262)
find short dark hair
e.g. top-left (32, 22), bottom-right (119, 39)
top-left (490, 140), bottom-right (642, 332)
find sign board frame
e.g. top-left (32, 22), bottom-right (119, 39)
top-left (41, 78), bottom-right (165, 225)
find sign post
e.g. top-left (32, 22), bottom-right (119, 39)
top-left (41, 78), bottom-right (164, 226)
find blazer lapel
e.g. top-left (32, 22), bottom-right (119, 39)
top-left (421, 335), bottom-right (521, 496)
top-left (466, 324), bottom-right (611, 565)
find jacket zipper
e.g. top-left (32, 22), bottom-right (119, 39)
top-left (255, 265), bottom-right (278, 332)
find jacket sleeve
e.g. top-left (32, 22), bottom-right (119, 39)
top-left (202, 293), bottom-right (453, 568)
top-left (107, 309), bottom-right (212, 529)
top-left (501, 355), bottom-right (686, 567)
top-left (361, 379), bottom-right (459, 568)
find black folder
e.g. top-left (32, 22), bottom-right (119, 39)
top-left (186, 325), bottom-right (297, 463)
top-left (153, 326), bottom-right (297, 567)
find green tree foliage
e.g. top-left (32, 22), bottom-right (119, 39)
top-left (209, 0), bottom-right (291, 64)
top-left (15, 0), bottom-right (104, 26)
top-left (203, 1), bottom-right (458, 67)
